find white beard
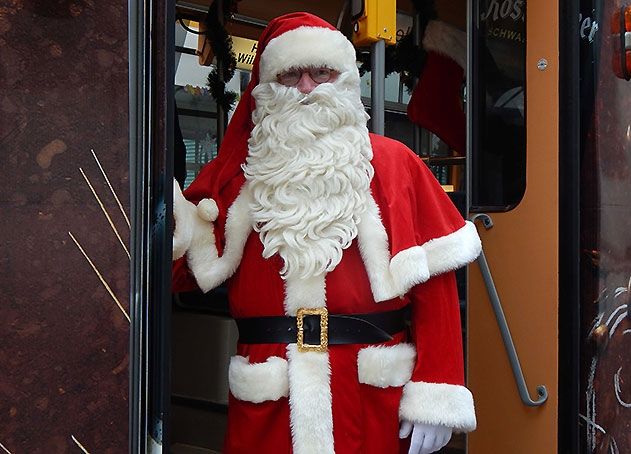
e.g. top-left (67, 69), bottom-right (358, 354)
top-left (243, 72), bottom-right (374, 279)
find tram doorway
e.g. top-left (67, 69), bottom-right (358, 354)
top-left (169, 1), bottom-right (470, 453)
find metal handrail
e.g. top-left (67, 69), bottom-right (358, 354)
top-left (470, 213), bottom-right (548, 407)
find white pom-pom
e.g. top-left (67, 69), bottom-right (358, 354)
top-left (197, 198), bottom-right (219, 222)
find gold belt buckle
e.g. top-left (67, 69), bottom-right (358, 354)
top-left (296, 307), bottom-right (328, 353)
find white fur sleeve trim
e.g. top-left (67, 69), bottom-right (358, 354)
top-left (358, 196), bottom-right (480, 301)
top-left (259, 26), bottom-right (358, 83)
top-left (389, 246), bottom-right (430, 292)
top-left (423, 221), bottom-right (481, 277)
top-left (228, 355), bottom-right (289, 403)
top-left (186, 185), bottom-right (253, 293)
top-left (423, 20), bottom-right (467, 69)
top-left (390, 221), bottom-right (481, 294)
top-left (358, 343), bottom-right (416, 388)
top-left (399, 381), bottom-right (477, 432)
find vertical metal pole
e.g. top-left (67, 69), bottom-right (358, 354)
top-left (412, 13), bottom-right (421, 154)
top-left (371, 39), bottom-right (385, 135)
top-left (466, 0), bottom-right (474, 211)
top-left (129, 0), bottom-right (150, 452)
top-left (216, 0), bottom-right (226, 144)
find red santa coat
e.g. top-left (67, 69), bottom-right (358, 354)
top-left (173, 133), bottom-right (480, 454)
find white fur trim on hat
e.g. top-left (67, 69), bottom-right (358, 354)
top-left (228, 355), bottom-right (289, 403)
top-left (259, 26), bottom-right (358, 83)
top-left (399, 381), bottom-right (477, 432)
top-left (358, 343), bottom-right (416, 388)
top-left (423, 20), bottom-right (467, 69)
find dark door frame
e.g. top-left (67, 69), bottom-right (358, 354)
top-left (129, 0), bottom-right (175, 451)
top-left (558, 0), bottom-right (581, 452)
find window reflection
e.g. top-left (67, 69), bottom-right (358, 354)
top-left (471, 0), bottom-right (527, 211)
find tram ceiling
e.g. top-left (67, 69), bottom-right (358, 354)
top-left (177, 0), bottom-right (347, 37)
top-left (176, 0), bottom-right (466, 40)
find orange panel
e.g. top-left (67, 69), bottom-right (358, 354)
top-left (467, 0), bottom-right (559, 453)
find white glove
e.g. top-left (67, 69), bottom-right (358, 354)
top-left (172, 179), bottom-right (218, 261)
top-left (172, 179), bottom-right (195, 260)
top-left (399, 421), bottom-right (453, 454)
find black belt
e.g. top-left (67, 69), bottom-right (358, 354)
top-left (235, 307), bottom-right (408, 353)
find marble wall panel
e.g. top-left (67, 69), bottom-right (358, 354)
top-left (579, 0), bottom-right (631, 452)
top-left (0, 1), bottom-right (129, 452)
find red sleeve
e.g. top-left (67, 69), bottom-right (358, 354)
top-left (172, 256), bottom-right (201, 293)
top-left (408, 271), bottom-right (464, 386)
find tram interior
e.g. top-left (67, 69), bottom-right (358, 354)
top-left (171, 1), bottom-right (468, 452)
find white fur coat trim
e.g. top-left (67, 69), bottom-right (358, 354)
top-left (228, 355), bottom-right (289, 403)
top-left (286, 344), bottom-right (334, 454)
top-left (284, 273), bottom-right (327, 316)
top-left (186, 185), bottom-right (253, 293)
top-left (399, 381), bottom-right (477, 432)
top-left (423, 20), bottom-right (467, 69)
top-left (357, 196), bottom-right (480, 302)
top-left (283, 266), bottom-right (333, 452)
top-left (358, 343), bottom-right (416, 388)
top-left (356, 194), bottom-right (402, 302)
top-left (259, 26), bottom-right (358, 83)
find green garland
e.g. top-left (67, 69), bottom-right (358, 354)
top-left (204, 0), bottom-right (238, 112)
top-left (357, 0), bottom-right (436, 92)
top-left (203, 0), bottom-right (435, 107)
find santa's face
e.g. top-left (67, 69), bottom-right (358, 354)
top-left (243, 72), bottom-right (374, 280)
top-left (276, 66), bottom-right (340, 94)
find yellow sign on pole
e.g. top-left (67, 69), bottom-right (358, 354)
top-left (351, 0), bottom-right (397, 47)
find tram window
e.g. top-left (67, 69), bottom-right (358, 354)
top-left (470, 0), bottom-right (527, 211)
top-left (174, 20), bottom-right (248, 188)
top-left (360, 70), bottom-right (412, 104)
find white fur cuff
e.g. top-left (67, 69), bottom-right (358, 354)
top-left (399, 381), bottom-right (477, 432)
top-left (228, 355), bottom-right (289, 403)
top-left (372, 222), bottom-right (480, 300)
top-left (358, 343), bottom-right (416, 388)
top-left (422, 221), bottom-right (481, 277)
top-left (390, 246), bottom-right (430, 294)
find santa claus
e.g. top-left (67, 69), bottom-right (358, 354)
top-left (172, 12), bottom-right (480, 454)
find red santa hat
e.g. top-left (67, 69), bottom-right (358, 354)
top-left (184, 12), bottom-right (358, 206)
top-left (174, 12), bottom-right (360, 291)
top-left (407, 20), bottom-right (467, 155)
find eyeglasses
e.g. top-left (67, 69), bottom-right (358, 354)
top-left (276, 67), bottom-right (338, 87)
